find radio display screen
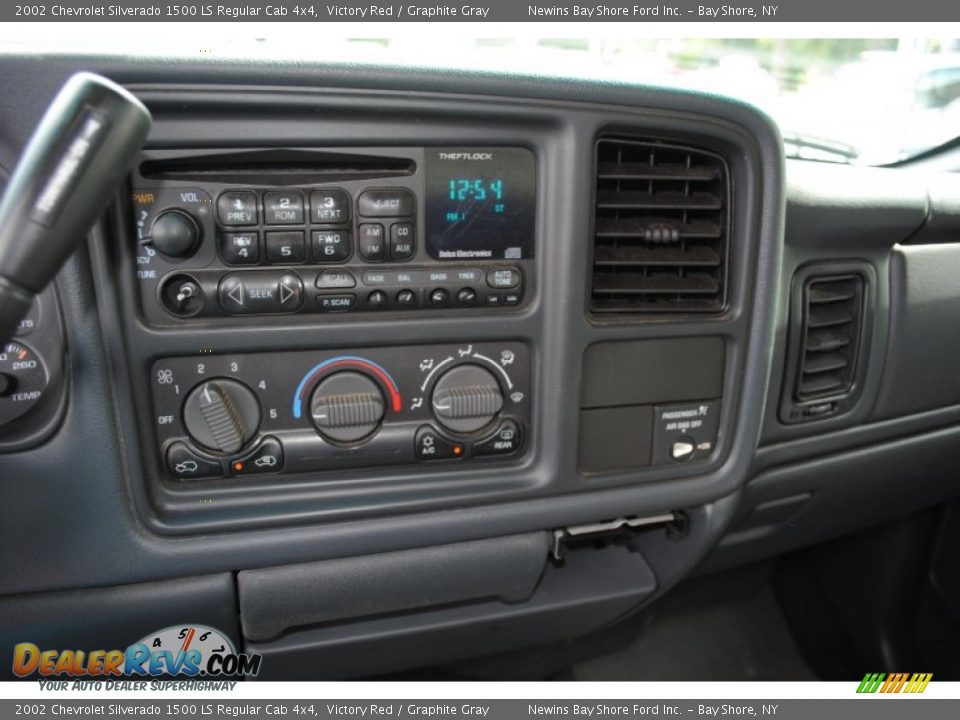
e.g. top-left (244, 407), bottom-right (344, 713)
top-left (424, 147), bottom-right (536, 261)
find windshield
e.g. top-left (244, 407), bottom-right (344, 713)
top-left (4, 30), bottom-right (960, 165)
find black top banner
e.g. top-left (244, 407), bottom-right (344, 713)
top-left (4, 0), bottom-right (960, 22)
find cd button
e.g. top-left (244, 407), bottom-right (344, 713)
top-left (264, 191), bottom-right (304, 225)
top-left (217, 191), bottom-right (258, 226)
top-left (390, 222), bottom-right (416, 261)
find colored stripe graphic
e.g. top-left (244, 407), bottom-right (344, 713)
top-left (857, 672), bottom-right (931, 693)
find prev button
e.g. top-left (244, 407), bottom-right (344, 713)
top-left (219, 271), bottom-right (303, 314)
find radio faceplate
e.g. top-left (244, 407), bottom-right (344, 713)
top-left (128, 147), bottom-right (536, 324)
top-left (149, 342), bottom-right (531, 482)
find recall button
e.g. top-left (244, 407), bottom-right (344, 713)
top-left (316, 269), bottom-right (356, 289)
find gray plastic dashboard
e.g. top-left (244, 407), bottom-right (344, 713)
top-left (0, 53), bottom-right (959, 679)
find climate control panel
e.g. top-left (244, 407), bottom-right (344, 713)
top-left (149, 342), bottom-right (531, 481)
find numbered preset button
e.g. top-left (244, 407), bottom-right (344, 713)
top-left (266, 231), bottom-right (306, 264)
top-left (220, 232), bottom-right (260, 265)
top-left (310, 189), bottom-right (350, 224)
top-left (312, 230), bottom-right (352, 263)
top-left (264, 191), bottom-right (305, 225)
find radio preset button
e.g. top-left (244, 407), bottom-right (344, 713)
top-left (312, 230), bottom-right (352, 263)
top-left (358, 224), bottom-right (386, 261)
top-left (429, 288), bottom-right (449, 307)
top-left (367, 290), bottom-right (388, 309)
top-left (396, 289), bottom-right (417, 308)
top-left (264, 191), bottom-right (305, 225)
top-left (219, 272), bottom-right (303, 314)
top-left (316, 269), bottom-right (356, 289)
top-left (317, 294), bottom-right (356, 312)
top-left (487, 268), bottom-right (521, 289)
top-left (266, 231), bottom-right (306, 264)
top-left (217, 191), bottom-right (258, 226)
top-left (358, 189), bottom-right (415, 218)
top-left (390, 222), bottom-right (416, 261)
top-left (310, 189), bottom-right (350, 224)
top-left (220, 232), bottom-right (259, 265)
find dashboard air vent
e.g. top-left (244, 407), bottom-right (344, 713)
top-left (796, 275), bottom-right (864, 401)
top-left (590, 138), bottom-right (729, 314)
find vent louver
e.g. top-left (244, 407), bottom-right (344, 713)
top-left (590, 138), bottom-right (729, 314)
top-left (796, 275), bottom-right (864, 401)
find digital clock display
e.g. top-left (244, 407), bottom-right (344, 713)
top-left (425, 147), bottom-right (536, 261)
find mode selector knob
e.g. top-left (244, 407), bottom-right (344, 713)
top-left (310, 371), bottom-right (386, 444)
top-left (146, 209), bottom-right (202, 258)
top-left (431, 364), bottom-right (503, 435)
top-left (183, 378), bottom-right (261, 454)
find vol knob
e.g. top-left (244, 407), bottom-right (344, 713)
top-left (146, 209), bottom-right (201, 258)
top-left (310, 371), bottom-right (386, 444)
top-left (431, 364), bottom-right (503, 434)
top-left (183, 378), bottom-right (260, 454)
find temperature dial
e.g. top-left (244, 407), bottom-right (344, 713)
top-left (183, 378), bottom-right (261, 454)
top-left (0, 341), bottom-right (49, 426)
top-left (310, 371), bottom-right (386, 444)
top-left (431, 364), bottom-right (503, 434)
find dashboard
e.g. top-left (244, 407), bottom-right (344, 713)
top-left (1, 54), bottom-right (959, 680)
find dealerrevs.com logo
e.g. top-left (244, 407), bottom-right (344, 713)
top-left (12, 625), bottom-right (261, 679)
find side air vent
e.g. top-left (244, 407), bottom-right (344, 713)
top-left (797, 275), bottom-right (864, 400)
top-left (590, 138), bottom-right (729, 314)
top-left (781, 268), bottom-right (870, 424)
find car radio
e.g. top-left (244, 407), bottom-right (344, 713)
top-left (127, 146), bottom-right (536, 324)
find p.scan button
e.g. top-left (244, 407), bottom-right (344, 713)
top-left (219, 271), bottom-right (303, 314)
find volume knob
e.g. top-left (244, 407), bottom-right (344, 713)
top-left (310, 371), bottom-right (386, 444)
top-left (183, 378), bottom-right (261, 454)
top-left (431, 364), bottom-right (503, 434)
top-left (146, 209), bottom-right (201, 258)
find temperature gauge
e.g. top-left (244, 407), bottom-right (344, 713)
top-left (0, 341), bottom-right (49, 426)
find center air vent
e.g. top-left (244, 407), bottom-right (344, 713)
top-left (796, 275), bottom-right (864, 401)
top-left (590, 138), bottom-right (729, 314)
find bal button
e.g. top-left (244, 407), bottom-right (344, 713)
top-left (396, 289), bottom-right (417, 308)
